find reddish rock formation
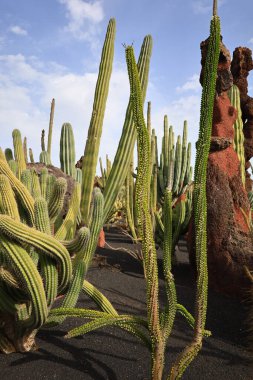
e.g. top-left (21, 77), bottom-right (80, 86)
top-left (188, 37), bottom-right (253, 298)
top-left (231, 47), bottom-right (253, 191)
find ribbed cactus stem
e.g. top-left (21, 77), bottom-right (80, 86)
top-left (39, 151), bottom-right (51, 166)
top-left (31, 169), bottom-right (42, 199)
top-left (228, 84), bottom-right (245, 186)
top-left (41, 130), bottom-right (46, 152)
top-left (0, 175), bottom-right (20, 221)
top-left (40, 168), bottom-right (48, 199)
top-left (170, 8), bottom-right (220, 379)
top-left (47, 98), bottom-right (55, 160)
top-left (0, 159), bottom-right (34, 225)
top-left (35, 197), bottom-right (58, 307)
top-left (21, 169), bottom-right (32, 194)
top-left (55, 182), bottom-right (81, 240)
top-left (60, 123), bottom-right (76, 177)
top-left (103, 35), bottom-right (153, 223)
top-left (80, 18), bottom-right (116, 225)
top-left (126, 45), bottom-right (163, 376)
top-left (0, 235), bottom-right (48, 330)
top-left (29, 148), bottom-right (35, 164)
top-left (23, 137), bottom-right (28, 164)
top-left (4, 148), bottom-right (13, 162)
top-left (12, 129), bottom-right (26, 180)
top-left (48, 177), bottom-right (67, 223)
top-left (0, 215), bottom-right (72, 293)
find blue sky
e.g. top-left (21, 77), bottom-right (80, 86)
top-left (0, 0), bottom-right (253, 169)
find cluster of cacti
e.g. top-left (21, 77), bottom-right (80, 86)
top-left (121, 108), bottom-right (193, 251)
top-left (52, 35), bottom-right (215, 379)
top-left (0, 1), bottom-right (225, 378)
top-left (0, 18), bottom-right (154, 353)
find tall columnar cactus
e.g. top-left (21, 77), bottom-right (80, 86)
top-left (80, 18), bottom-right (116, 225)
top-left (228, 84), bottom-right (246, 186)
top-left (47, 98), bottom-right (55, 163)
top-left (103, 35), bottom-right (153, 222)
top-left (60, 122), bottom-right (76, 178)
top-left (170, 2), bottom-right (221, 378)
top-left (12, 129), bottom-right (26, 180)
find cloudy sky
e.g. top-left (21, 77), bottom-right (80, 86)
top-left (0, 0), bottom-right (253, 169)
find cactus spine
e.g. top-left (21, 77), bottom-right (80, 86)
top-left (80, 18), bottom-right (116, 225)
top-left (60, 123), bottom-right (76, 178)
top-left (47, 98), bottom-right (55, 163)
top-left (170, 3), bottom-right (221, 378)
top-left (228, 84), bottom-right (245, 185)
top-left (12, 129), bottom-right (26, 180)
top-left (103, 35), bottom-right (153, 222)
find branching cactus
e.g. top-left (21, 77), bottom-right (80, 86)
top-left (50, 44), bottom-right (211, 380)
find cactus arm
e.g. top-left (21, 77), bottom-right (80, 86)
top-left (61, 227), bottom-right (90, 254)
top-left (23, 137), bottom-right (28, 164)
top-left (0, 236), bottom-right (48, 330)
top-left (60, 123), bottom-right (76, 178)
top-left (162, 188), bottom-right (177, 339)
top-left (169, 6), bottom-right (220, 379)
top-left (82, 279), bottom-right (118, 316)
top-left (31, 169), bottom-right (42, 199)
top-left (34, 197), bottom-right (58, 307)
top-left (102, 35), bottom-right (153, 223)
top-left (80, 19), bottom-right (116, 224)
top-left (40, 168), bottom-right (48, 199)
top-left (21, 169), bottom-right (32, 194)
top-left (5, 148), bottom-right (14, 162)
top-left (55, 182), bottom-right (81, 240)
top-left (47, 98), bottom-right (55, 161)
top-left (48, 177), bottom-right (67, 223)
top-left (0, 175), bottom-right (20, 221)
top-left (12, 129), bottom-right (26, 180)
top-left (29, 148), bottom-right (35, 164)
top-left (0, 159), bottom-right (35, 225)
top-left (0, 215), bottom-right (72, 293)
top-left (126, 45), bottom-right (164, 377)
top-left (227, 85), bottom-right (245, 185)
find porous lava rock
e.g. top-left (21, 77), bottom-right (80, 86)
top-left (231, 47), bottom-right (253, 191)
top-left (188, 38), bottom-right (253, 298)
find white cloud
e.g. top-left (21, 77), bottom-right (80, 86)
top-left (0, 53), bottom-right (130, 170)
top-left (176, 74), bottom-right (201, 93)
top-left (9, 25), bottom-right (28, 36)
top-left (192, 0), bottom-right (226, 14)
top-left (248, 38), bottom-right (253, 44)
top-left (58, 0), bottom-right (104, 42)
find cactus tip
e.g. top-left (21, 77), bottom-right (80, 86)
top-left (213, 0), bottom-right (218, 16)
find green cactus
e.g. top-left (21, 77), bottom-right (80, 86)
top-left (39, 151), bottom-right (51, 166)
top-left (29, 148), bottom-right (35, 163)
top-left (47, 98), bottom-right (55, 163)
top-left (12, 129), bottom-right (26, 180)
top-left (170, 2), bottom-right (220, 378)
top-left (4, 148), bottom-right (13, 162)
top-left (228, 84), bottom-right (246, 186)
top-left (103, 35), bottom-right (153, 222)
top-left (80, 18), bottom-right (116, 225)
top-left (60, 122), bottom-right (76, 178)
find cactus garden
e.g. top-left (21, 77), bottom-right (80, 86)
top-left (0, 0), bottom-right (253, 379)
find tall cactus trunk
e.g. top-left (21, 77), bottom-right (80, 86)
top-left (80, 18), bottom-right (116, 225)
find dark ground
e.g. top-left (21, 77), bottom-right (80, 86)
top-left (0, 228), bottom-right (252, 379)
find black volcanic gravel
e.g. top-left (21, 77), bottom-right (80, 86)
top-left (0, 228), bottom-right (252, 379)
